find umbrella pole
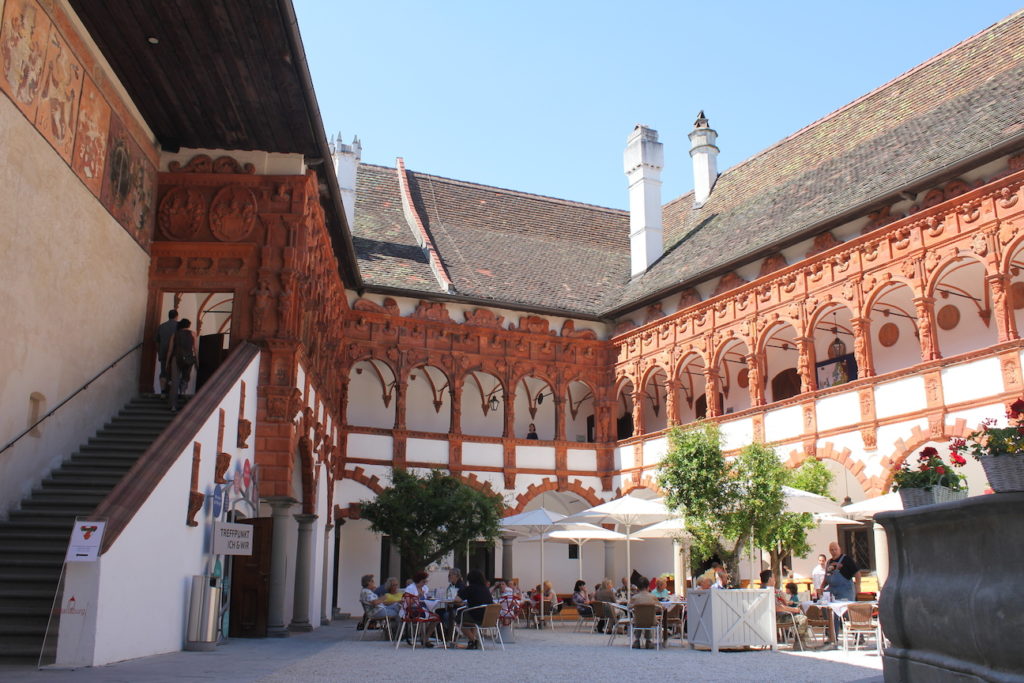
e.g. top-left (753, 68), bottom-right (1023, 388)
top-left (540, 535), bottom-right (545, 622)
top-left (578, 540), bottom-right (583, 581)
top-left (626, 525), bottom-right (632, 604)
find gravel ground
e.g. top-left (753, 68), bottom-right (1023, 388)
top-left (0, 619), bottom-right (883, 683)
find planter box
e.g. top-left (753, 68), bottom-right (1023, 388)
top-left (897, 485), bottom-right (967, 509)
top-left (978, 455), bottom-right (1024, 493)
top-left (686, 588), bottom-right (776, 653)
top-left (878, 493), bottom-right (1024, 682)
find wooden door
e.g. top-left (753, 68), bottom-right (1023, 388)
top-left (229, 517), bottom-right (272, 637)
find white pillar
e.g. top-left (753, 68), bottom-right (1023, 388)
top-left (624, 125), bottom-right (664, 276)
top-left (604, 540), bottom-right (616, 581)
top-left (266, 497), bottom-right (297, 637)
top-left (873, 522), bottom-right (889, 588)
top-left (672, 539), bottom-right (685, 595)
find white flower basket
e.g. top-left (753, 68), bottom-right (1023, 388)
top-left (978, 455), bottom-right (1024, 493)
top-left (897, 485), bottom-right (967, 509)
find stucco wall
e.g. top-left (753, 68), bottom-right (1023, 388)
top-left (0, 94), bottom-right (150, 516)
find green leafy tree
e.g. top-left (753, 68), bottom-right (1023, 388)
top-left (360, 469), bottom-right (504, 581)
top-left (755, 457), bottom-right (834, 578)
top-left (657, 424), bottom-right (786, 583)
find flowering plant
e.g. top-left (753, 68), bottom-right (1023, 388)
top-left (949, 397), bottom-right (1024, 460)
top-left (892, 446), bottom-right (966, 491)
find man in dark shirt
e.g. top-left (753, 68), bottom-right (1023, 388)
top-left (454, 569), bottom-right (493, 650)
top-left (155, 310), bottom-right (179, 394)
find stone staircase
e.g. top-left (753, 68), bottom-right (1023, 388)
top-left (0, 394), bottom-right (182, 662)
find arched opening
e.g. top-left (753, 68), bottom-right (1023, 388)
top-left (461, 370), bottom-right (504, 438)
top-left (28, 391), bottom-right (46, 437)
top-left (1007, 241), bottom-right (1024, 337)
top-left (868, 282), bottom-right (919, 376)
top-left (931, 257), bottom-right (996, 357)
top-left (641, 367), bottom-right (669, 433)
top-left (762, 323), bottom-right (800, 403)
top-left (405, 365), bottom-right (451, 433)
top-left (346, 359), bottom-right (397, 428)
top-left (615, 378), bottom-right (635, 440)
top-left (675, 353), bottom-right (705, 425)
top-left (716, 338), bottom-right (752, 414)
top-left (565, 380), bottom-right (595, 443)
top-left (514, 375), bottom-right (555, 440)
top-left (811, 304), bottom-right (857, 390)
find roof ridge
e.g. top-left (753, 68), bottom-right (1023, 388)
top-left (402, 167), bottom-right (628, 215)
top-left (662, 9), bottom-right (1024, 206)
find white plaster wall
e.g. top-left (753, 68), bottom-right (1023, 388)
top-left (720, 417), bottom-right (754, 450)
top-left (407, 437), bottom-right (448, 465)
top-left (612, 445), bottom-right (627, 471)
top-left (346, 362), bottom-right (395, 428)
top-left (517, 445), bottom-right (556, 470)
top-left (461, 442), bottom-right (502, 468)
top-left (347, 433), bottom-right (392, 460)
top-left (337, 518), bottom-right (381, 616)
top-left (310, 467), bottom-right (329, 628)
top-left (566, 448), bottom-right (597, 471)
top-left (764, 404), bottom-right (803, 442)
top-left (461, 374), bottom-right (504, 437)
top-left (404, 368), bottom-right (450, 433)
top-left (565, 384), bottom-right (595, 442)
top-left (815, 391), bottom-right (860, 432)
top-left (0, 95), bottom-right (149, 516)
top-left (941, 357), bottom-right (1002, 404)
top-left (874, 376), bottom-right (925, 419)
top-left (875, 418), bottom-right (928, 457)
top-left (510, 536), bottom-right (608, 591)
top-left (642, 435), bottom-right (668, 467)
top-left (85, 354), bottom-right (259, 666)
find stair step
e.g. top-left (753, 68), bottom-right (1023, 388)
top-left (77, 443), bottom-right (149, 455)
top-left (0, 635), bottom-right (46, 660)
top-left (67, 454), bottom-right (138, 468)
top-left (0, 518), bottom-right (78, 531)
top-left (0, 619), bottom-right (48, 637)
top-left (20, 497), bottom-right (102, 512)
top-left (42, 475), bottom-right (123, 488)
top-left (7, 509), bottom-right (81, 522)
top-left (0, 565), bottom-right (62, 582)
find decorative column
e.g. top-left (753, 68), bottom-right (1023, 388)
top-left (873, 521), bottom-right (889, 589)
top-left (448, 381), bottom-right (462, 435)
top-left (501, 535), bottom-right (514, 580)
top-left (321, 523), bottom-right (333, 625)
top-left (266, 496), bottom-right (297, 637)
top-left (604, 539), bottom-right (616, 582)
top-left (745, 354), bottom-right (764, 407)
top-left (664, 379), bottom-right (680, 426)
top-left (796, 337), bottom-right (817, 393)
top-left (289, 513), bottom-right (319, 632)
top-left (988, 273), bottom-right (1018, 342)
top-left (502, 386), bottom-right (515, 438)
top-left (913, 296), bottom-right (940, 361)
top-left (554, 397), bottom-right (566, 441)
top-left (703, 369), bottom-right (720, 418)
top-left (851, 317), bottom-right (875, 378)
top-left (393, 383), bottom-right (407, 431)
top-left (631, 390), bottom-right (645, 436)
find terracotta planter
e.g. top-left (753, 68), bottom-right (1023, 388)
top-left (897, 485), bottom-right (967, 509)
top-left (978, 455), bottom-right (1024, 493)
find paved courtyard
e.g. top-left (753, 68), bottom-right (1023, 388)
top-left (0, 619), bottom-right (883, 683)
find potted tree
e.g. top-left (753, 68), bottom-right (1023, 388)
top-left (949, 397), bottom-right (1024, 493)
top-left (892, 446), bottom-right (967, 508)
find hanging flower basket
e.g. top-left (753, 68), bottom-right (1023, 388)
top-left (898, 485), bottom-right (968, 509)
top-left (977, 455), bottom-right (1024, 493)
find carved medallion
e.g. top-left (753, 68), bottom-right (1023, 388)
top-left (209, 185), bottom-right (257, 241)
top-left (878, 322), bottom-right (900, 347)
top-left (936, 305), bottom-right (960, 331)
top-left (157, 187), bottom-right (206, 240)
top-left (737, 368), bottom-right (749, 389)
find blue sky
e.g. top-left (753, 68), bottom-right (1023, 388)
top-left (295, 1), bottom-right (1021, 210)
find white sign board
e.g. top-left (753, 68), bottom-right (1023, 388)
top-left (65, 520), bottom-right (106, 562)
top-left (212, 521), bottom-right (253, 556)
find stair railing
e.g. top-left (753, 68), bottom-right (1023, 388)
top-left (0, 342), bottom-right (143, 458)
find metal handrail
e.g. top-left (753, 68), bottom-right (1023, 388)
top-left (0, 342), bottom-right (143, 457)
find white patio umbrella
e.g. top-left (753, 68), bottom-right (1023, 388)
top-left (782, 485), bottom-right (846, 515)
top-left (562, 494), bottom-right (671, 602)
top-left (501, 507), bottom-right (566, 621)
top-left (842, 492), bottom-right (903, 519)
top-left (812, 512), bottom-right (857, 525)
top-left (522, 523), bottom-right (630, 581)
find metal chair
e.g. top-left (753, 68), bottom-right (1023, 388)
top-left (497, 596), bottom-right (521, 642)
top-left (661, 603), bottom-right (685, 646)
top-left (573, 600), bottom-right (598, 632)
top-left (457, 603), bottom-right (504, 651)
top-left (394, 594), bottom-right (446, 650)
top-left (628, 603), bottom-right (663, 650)
top-left (606, 603), bottom-right (633, 646)
top-left (842, 602), bottom-right (877, 653)
top-left (359, 602), bottom-right (393, 641)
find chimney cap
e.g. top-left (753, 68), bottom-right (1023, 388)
top-left (694, 111), bottom-right (710, 128)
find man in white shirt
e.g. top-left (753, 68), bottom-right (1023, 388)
top-left (811, 554), bottom-right (828, 598)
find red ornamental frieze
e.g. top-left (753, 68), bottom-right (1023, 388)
top-left (613, 166), bottom-right (1024, 380)
top-left (209, 185), bottom-right (257, 241)
top-left (158, 187), bottom-right (206, 240)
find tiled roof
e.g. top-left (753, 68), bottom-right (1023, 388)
top-left (613, 10), bottom-right (1024, 311)
top-left (352, 11), bottom-right (1024, 317)
top-left (354, 164), bottom-right (630, 315)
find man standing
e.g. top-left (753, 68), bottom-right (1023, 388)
top-left (156, 309), bottom-right (179, 394)
top-left (811, 553), bottom-right (828, 598)
top-left (822, 541), bottom-right (859, 601)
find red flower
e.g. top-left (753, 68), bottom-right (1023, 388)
top-left (950, 438), bottom-right (966, 450)
top-left (936, 466), bottom-right (946, 475)
top-left (919, 446), bottom-right (938, 459)
top-left (919, 463), bottom-right (930, 471)
top-left (951, 453), bottom-right (967, 466)
top-left (1008, 398), bottom-right (1024, 419)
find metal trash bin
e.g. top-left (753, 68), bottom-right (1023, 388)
top-left (185, 575), bottom-right (222, 651)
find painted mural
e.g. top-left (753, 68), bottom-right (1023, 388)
top-left (0, 0), bottom-right (155, 249)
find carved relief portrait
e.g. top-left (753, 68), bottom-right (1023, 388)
top-left (71, 76), bottom-right (110, 195)
top-left (0, 0), bottom-right (51, 117)
top-left (33, 23), bottom-right (82, 161)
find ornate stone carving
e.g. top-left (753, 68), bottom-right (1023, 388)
top-left (411, 300), bottom-right (453, 323)
top-left (515, 316), bottom-right (552, 335)
top-left (678, 288), bottom-right (701, 310)
top-left (157, 187), bottom-right (206, 240)
top-left (209, 185), bottom-right (257, 241)
top-left (561, 320), bottom-right (597, 339)
top-left (214, 451), bottom-right (230, 484)
top-left (237, 418), bottom-right (252, 448)
top-left (168, 154), bottom-right (255, 174)
top-left (464, 308), bottom-right (505, 329)
top-left (713, 271), bottom-right (748, 297)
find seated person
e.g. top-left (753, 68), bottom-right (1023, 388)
top-left (695, 575), bottom-right (713, 590)
top-left (437, 568), bottom-right (464, 636)
top-left (784, 582), bottom-right (801, 608)
top-left (593, 579), bottom-right (617, 633)
top-left (572, 579), bottom-right (593, 617)
top-left (359, 574), bottom-right (394, 625)
top-left (454, 569), bottom-right (493, 650)
top-left (615, 577), bottom-right (630, 602)
top-left (761, 570), bottom-right (809, 648)
top-left (402, 570), bottom-right (437, 647)
top-left (508, 577), bottom-right (523, 598)
top-left (491, 579), bottom-right (510, 600)
top-left (381, 577), bottom-right (404, 609)
top-left (651, 577), bottom-right (671, 600)
top-left (628, 578), bottom-right (659, 649)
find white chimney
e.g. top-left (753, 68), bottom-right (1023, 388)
top-left (331, 132), bottom-right (362, 228)
top-left (689, 111), bottom-right (719, 207)
top-left (624, 125), bottom-right (664, 277)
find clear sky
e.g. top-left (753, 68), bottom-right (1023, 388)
top-left (295, 1), bottom-right (1022, 211)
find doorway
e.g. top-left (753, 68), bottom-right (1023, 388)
top-left (229, 517), bottom-right (272, 637)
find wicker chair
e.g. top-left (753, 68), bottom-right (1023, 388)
top-left (842, 602), bottom-right (878, 653)
top-left (804, 604), bottom-right (830, 646)
top-left (457, 603), bottom-right (504, 651)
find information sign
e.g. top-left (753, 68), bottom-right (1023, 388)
top-left (65, 520), bottom-right (106, 562)
top-left (212, 521), bottom-right (253, 556)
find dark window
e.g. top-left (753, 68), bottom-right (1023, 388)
top-left (568, 544), bottom-right (579, 559)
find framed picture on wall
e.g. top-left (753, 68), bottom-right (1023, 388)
top-left (816, 353), bottom-right (858, 389)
